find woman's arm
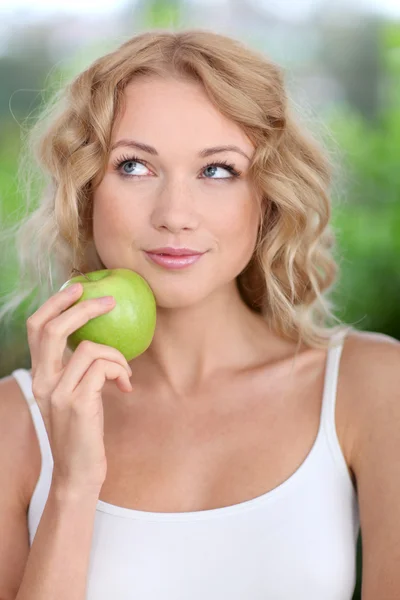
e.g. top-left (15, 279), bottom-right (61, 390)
top-left (0, 374), bottom-right (101, 600)
top-left (16, 482), bottom-right (100, 600)
top-left (343, 331), bottom-right (400, 600)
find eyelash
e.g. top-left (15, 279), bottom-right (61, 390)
top-left (112, 154), bottom-right (242, 180)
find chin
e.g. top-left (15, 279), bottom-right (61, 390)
top-left (155, 290), bottom-right (208, 310)
top-left (148, 279), bottom-right (214, 309)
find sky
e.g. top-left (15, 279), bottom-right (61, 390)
top-left (258, 0), bottom-right (400, 20)
top-left (0, 0), bottom-right (399, 21)
top-left (0, 0), bottom-right (131, 18)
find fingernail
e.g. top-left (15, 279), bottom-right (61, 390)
top-left (67, 283), bottom-right (81, 294)
top-left (98, 296), bottom-right (115, 304)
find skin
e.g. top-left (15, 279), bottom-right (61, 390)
top-left (92, 75), bottom-right (303, 400)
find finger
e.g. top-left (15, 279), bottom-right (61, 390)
top-left (38, 295), bottom-right (116, 380)
top-left (27, 283), bottom-right (84, 373)
top-left (54, 340), bottom-right (132, 395)
top-left (71, 359), bottom-right (133, 407)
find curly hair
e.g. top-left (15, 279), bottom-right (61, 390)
top-left (0, 28), bottom-right (352, 350)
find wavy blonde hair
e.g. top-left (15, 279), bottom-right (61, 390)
top-left (0, 28), bottom-right (352, 351)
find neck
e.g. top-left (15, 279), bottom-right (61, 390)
top-left (130, 280), bottom-right (273, 397)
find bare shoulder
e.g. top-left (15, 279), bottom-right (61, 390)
top-left (341, 328), bottom-right (399, 367)
top-left (338, 331), bottom-right (400, 597)
top-left (340, 329), bottom-right (400, 412)
top-left (339, 328), bottom-right (400, 457)
top-left (0, 371), bottom-right (40, 508)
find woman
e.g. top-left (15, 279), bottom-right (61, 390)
top-left (0, 28), bottom-right (399, 600)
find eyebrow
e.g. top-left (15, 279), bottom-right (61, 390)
top-left (110, 139), bottom-right (251, 161)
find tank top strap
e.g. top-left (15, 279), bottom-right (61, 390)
top-left (319, 328), bottom-right (352, 479)
top-left (11, 369), bottom-right (54, 470)
top-left (321, 329), bottom-right (349, 422)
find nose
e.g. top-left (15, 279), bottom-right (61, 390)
top-left (150, 178), bottom-right (199, 234)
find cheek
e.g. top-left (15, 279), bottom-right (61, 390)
top-left (93, 203), bottom-right (119, 236)
top-left (216, 198), bottom-right (259, 254)
top-left (93, 180), bottom-right (138, 238)
top-left (91, 181), bottom-right (141, 267)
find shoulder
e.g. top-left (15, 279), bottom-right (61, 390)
top-left (338, 331), bottom-right (400, 596)
top-left (340, 328), bottom-right (400, 383)
top-left (340, 328), bottom-right (400, 407)
top-left (339, 328), bottom-right (400, 451)
top-left (341, 328), bottom-right (400, 365)
top-left (338, 327), bottom-right (400, 486)
top-left (0, 372), bottom-right (40, 509)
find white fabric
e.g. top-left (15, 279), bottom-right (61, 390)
top-left (12, 330), bottom-right (360, 599)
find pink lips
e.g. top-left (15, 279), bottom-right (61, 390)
top-left (144, 251), bottom-right (204, 270)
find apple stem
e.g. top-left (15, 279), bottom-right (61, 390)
top-left (71, 267), bottom-right (91, 282)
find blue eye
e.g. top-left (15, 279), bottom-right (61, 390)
top-left (121, 160), bottom-right (146, 176)
top-left (122, 161), bottom-right (134, 174)
top-left (202, 163), bottom-right (237, 179)
top-left (112, 154), bottom-right (242, 180)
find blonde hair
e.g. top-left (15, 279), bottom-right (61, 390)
top-left (0, 28), bottom-right (352, 350)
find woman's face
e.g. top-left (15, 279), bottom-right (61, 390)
top-left (92, 76), bottom-right (260, 308)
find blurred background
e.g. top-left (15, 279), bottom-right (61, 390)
top-left (1, 1), bottom-right (400, 597)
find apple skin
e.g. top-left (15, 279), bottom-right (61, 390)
top-left (59, 268), bottom-right (157, 362)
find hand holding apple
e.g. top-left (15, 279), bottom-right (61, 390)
top-left (58, 268), bottom-right (157, 361)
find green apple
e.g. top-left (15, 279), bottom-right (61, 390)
top-left (59, 268), bottom-right (157, 361)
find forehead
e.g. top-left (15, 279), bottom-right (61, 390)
top-left (111, 76), bottom-right (254, 154)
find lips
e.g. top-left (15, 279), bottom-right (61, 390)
top-left (144, 250), bottom-right (205, 270)
top-left (145, 247), bottom-right (204, 256)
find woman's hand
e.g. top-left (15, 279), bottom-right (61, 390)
top-left (26, 283), bottom-right (133, 493)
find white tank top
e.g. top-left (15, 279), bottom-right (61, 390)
top-left (12, 330), bottom-right (360, 599)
